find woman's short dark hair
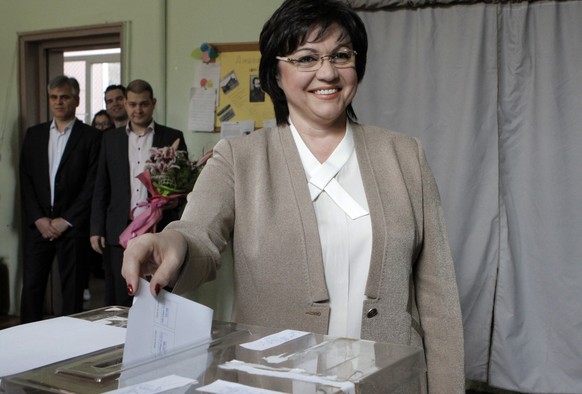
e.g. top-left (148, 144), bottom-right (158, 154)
top-left (259, 0), bottom-right (368, 126)
top-left (91, 109), bottom-right (115, 130)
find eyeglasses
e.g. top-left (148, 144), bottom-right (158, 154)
top-left (276, 50), bottom-right (357, 72)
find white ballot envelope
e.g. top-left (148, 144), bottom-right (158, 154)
top-left (122, 278), bottom-right (214, 366)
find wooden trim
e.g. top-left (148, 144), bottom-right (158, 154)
top-left (18, 23), bottom-right (124, 42)
top-left (210, 42), bottom-right (259, 53)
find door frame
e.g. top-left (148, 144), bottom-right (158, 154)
top-left (17, 23), bottom-right (124, 315)
top-left (18, 23), bottom-right (124, 136)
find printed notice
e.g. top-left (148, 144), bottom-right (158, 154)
top-left (196, 379), bottom-right (285, 394)
top-left (220, 120), bottom-right (255, 140)
top-left (188, 87), bottom-right (217, 132)
top-left (106, 375), bottom-right (196, 393)
top-left (240, 329), bottom-right (310, 351)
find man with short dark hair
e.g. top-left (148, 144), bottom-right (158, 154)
top-left (20, 75), bottom-right (101, 323)
top-left (104, 84), bottom-right (128, 128)
top-left (91, 79), bottom-right (187, 307)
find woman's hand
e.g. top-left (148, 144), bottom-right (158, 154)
top-left (121, 230), bottom-right (187, 297)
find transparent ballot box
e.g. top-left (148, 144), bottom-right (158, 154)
top-left (0, 307), bottom-right (426, 393)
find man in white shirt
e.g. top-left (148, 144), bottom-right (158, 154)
top-left (90, 79), bottom-right (187, 307)
top-left (19, 75), bottom-right (102, 323)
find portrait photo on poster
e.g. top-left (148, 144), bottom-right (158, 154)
top-left (249, 75), bottom-right (265, 103)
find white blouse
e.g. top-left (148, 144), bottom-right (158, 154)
top-left (290, 121), bottom-right (372, 339)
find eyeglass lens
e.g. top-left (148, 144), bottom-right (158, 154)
top-left (294, 51), bottom-right (356, 71)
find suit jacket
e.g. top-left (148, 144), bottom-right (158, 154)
top-left (20, 119), bottom-right (101, 237)
top-left (90, 123), bottom-right (187, 245)
top-left (170, 124), bottom-right (465, 393)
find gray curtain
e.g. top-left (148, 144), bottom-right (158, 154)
top-left (351, 1), bottom-right (582, 392)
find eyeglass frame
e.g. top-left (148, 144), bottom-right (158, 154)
top-left (275, 50), bottom-right (358, 72)
top-left (94, 122), bottom-right (112, 128)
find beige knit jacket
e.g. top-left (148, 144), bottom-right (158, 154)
top-left (170, 124), bottom-right (465, 393)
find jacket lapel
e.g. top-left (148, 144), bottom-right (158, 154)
top-left (117, 128), bottom-right (131, 185)
top-left (278, 124), bottom-right (404, 303)
top-left (353, 124), bottom-right (413, 305)
top-left (57, 119), bottom-right (82, 171)
top-left (152, 122), bottom-right (166, 148)
top-left (352, 124), bottom-right (386, 300)
top-left (37, 124), bottom-right (51, 191)
top-left (278, 126), bottom-right (329, 303)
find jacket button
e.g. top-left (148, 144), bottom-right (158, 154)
top-left (366, 308), bottom-right (378, 318)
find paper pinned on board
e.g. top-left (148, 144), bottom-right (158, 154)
top-left (220, 120), bottom-right (255, 140)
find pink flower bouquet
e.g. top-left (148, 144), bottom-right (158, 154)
top-left (119, 139), bottom-right (212, 248)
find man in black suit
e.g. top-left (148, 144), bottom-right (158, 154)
top-left (90, 79), bottom-right (187, 307)
top-left (19, 75), bottom-right (101, 323)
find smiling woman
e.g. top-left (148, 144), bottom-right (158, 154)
top-left (120, 1), bottom-right (465, 392)
top-left (259, 0), bottom-right (368, 130)
top-left (274, 24), bottom-right (359, 158)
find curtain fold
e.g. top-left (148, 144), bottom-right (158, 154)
top-left (492, 2), bottom-right (582, 391)
top-left (352, 1), bottom-right (582, 392)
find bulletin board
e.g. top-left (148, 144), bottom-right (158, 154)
top-left (212, 42), bottom-right (275, 130)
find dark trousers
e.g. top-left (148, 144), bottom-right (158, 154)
top-left (84, 248), bottom-right (104, 288)
top-left (20, 230), bottom-right (90, 323)
top-left (103, 244), bottom-right (133, 307)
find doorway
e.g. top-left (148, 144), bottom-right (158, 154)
top-left (17, 23), bottom-right (124, 316)
top-left (18, 23), bottom-right (124, 135)
top-left (64, 48), bottom-right (122, 124)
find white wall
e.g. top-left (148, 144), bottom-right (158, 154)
top-left (0, 0), bottom-right (283, 316)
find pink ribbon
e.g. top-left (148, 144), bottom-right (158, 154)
top-left (118, 171), bottom-right (184, 248)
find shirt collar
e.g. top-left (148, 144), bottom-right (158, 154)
top-left (289, 118), bottom-right (354, 170)
top-left (290, 120), bottom-right (368, 219)
top-left (50, 118), bottom-right (76, 134)
top-left (125, 120), bottom-right (155, 136)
